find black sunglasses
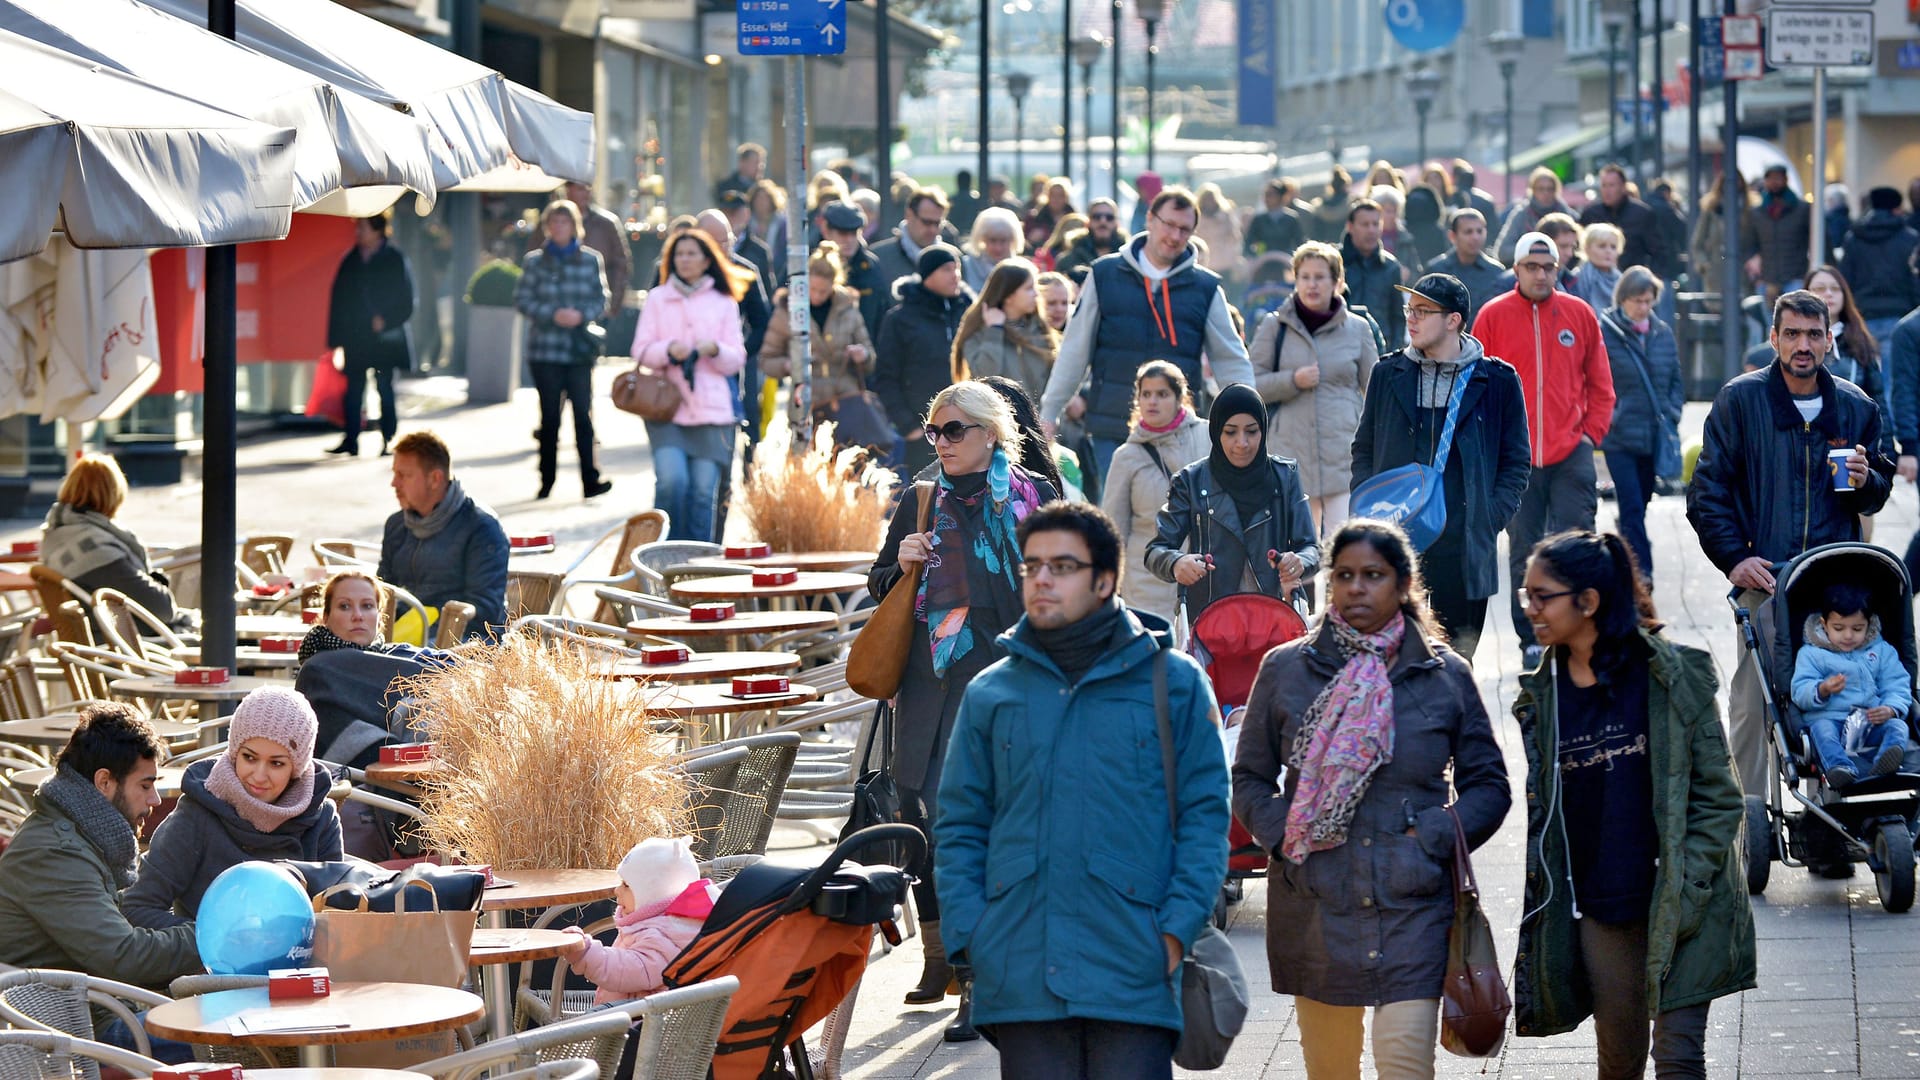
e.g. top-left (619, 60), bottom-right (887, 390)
top-left (925, 421), bottom-right (984, 445)
top-left (1089, 213), bottom-right (1116, 222)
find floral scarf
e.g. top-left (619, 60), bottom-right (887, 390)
top-left (1280, 607), bottom-right (1406, 864)
top-left (916, 448), bottom-right (1042, 677)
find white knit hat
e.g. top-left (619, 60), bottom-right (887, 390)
top-left (616, 836), bottom-right (699, 911)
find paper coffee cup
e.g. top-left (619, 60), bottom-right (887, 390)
top-left (1829, 447), bottom-right (1854, 492)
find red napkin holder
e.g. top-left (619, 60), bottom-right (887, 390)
top-left (733, 675), bottom-right (790, 695)
top-left (259, 636), bottom-right (302, 654)
top-left (10, 540), bottom-right (38, 556)
top-left (250, 583), bottom-right (289, 598)
top-left (301, 608), bottom-right (321, 624)
top-left (509, 532), bottom-right (556, 549)
top-left (641, 645), bottom-right (690, 665)
top-left (689, 602), bottom-right (736, 622)
top-left (154, 1065), bottom-right (244, 1080)
top-left (725, 543), bottom-right (773, 559)
top-left (379, 743), bottom-right (436, 765)
top-left (267, 967), bottom-right (332, 1000)
top-left (751, 568), bottom-right (798, 587)
top-left (174, 667), bottom-right (229, 686)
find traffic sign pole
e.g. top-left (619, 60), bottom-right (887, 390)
top-left (1811, 65), bottom-right (1826, 272)
top-left (786, 55), bottom-right (812, 450)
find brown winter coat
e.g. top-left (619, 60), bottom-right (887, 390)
top-left (1247, 295), bottom-right (1379, 498)
top-left (760, 284), bottom-right (873, 421)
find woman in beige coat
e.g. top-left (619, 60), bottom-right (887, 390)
top-left (1246, 241), bottom-right (1378, 537)
top-left (1100, 361), bottom-right (1209, 621)
top-left (760, 245), bottom-right (873, 429)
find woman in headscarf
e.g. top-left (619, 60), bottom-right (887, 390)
top-left (1144, 383), bottom-right (1320, 616)
top-left (1233, 518), bottom-right (1510, 1078)
top-left (867, 381), bottom-right (1058, 1041)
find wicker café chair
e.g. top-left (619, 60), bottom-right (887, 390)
top-left (412, 1011), bottom-right (632, 1080)
top-left (503, 980), bottom-right (737, 1080)
top-left (0, 1030), bottom-right (162, 1080)
top-left (0, 970), bottom-right (167, 1078)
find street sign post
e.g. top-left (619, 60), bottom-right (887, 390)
top-left (738, 0), bottom-right (846, 55)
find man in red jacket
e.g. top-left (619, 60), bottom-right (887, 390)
top-left (1473, 231), bottom-right (1617, 663)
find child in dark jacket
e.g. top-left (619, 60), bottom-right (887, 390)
top-left (560, 836), bottom-right (716, 1005)
top-left (1791, 583), bottom-right (1915, 787)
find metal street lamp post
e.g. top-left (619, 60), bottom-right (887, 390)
top-left (1137, 0), bottom-right (1167, 170)
top-left (1109, 0), bottom-right (1121, 197)
top-left (1061, 0), bottom-right (1073, 180)
top-left (1600, 5), bottom-right (1630, 168)
top-left (1072, 34), bottom-right (1107, 193)
top-left (1008, 72), bottom-right (1033, 191)
top-left (1488, 31), bottom-right (1524, 208)
top-left (1406, 65), bottom-right (1441, 166)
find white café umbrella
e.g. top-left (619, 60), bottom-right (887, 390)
top-left (0, 238), bottom-right (159, 423)
top-left (0, 0), bottom-right (440, 216)
top-left (0, 27), bottom-right (298, 265)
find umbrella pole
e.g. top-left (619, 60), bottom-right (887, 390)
top-left (200, 0), bottom-right (239, 675)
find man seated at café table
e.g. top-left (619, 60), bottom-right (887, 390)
top-left (377, 430), bottom-right (509, 640)
top-left (0, 703), bottom-right (200, 1059)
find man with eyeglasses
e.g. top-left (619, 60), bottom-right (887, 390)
top-left (1352, 274), bottom-right (1530, 661)
top-left (873, 187), bottom-right (952, 302)
top-left (1040, 187), bottom-right (1255, 486)
top-left (936, 500), bottom-right (1229, 1079)
top-left (1688, 289), bottom-right (1894, 804)
top-left (1056, 197), bottom-right (1128, 284)
top-left (1472, 231), bottom-right (1614, 666)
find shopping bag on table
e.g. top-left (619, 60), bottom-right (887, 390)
top-left (307, 876), bottom-right (479, 1066)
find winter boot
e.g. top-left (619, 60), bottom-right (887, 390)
top-left (943, 977), bottom-right (980, 1042)
top-left (903, 920), bottom-right (956, 1004)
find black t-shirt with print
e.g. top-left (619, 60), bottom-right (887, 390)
top-left (1556, 655), bottom-right (1659, 925)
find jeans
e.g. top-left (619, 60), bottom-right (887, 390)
top-left (532, 363), bottom-right (600, 492)
top-left (993, 1018), bottom-right (1177, 1080)
top-left (1608, 451), bottom-right (1658, 584)
top-left (652, 445), bottom-right (724, 542)
top-left (342, 362), bottom-right (397, 443)
top-left (1294, 996), bottom-right (1439, 1080)
top-left (1506, 440), bottom-right (1599, 649)
top-left (1807, 711), bottom-right (1905, 777)
top-left (1576, 917), bottom-right (1711, 1079)
top-left (100, 1015), bottom-right (194, 1065)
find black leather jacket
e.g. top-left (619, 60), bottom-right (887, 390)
top-left (1686, 361), bottom-right (1894, 575)
top-left (1144, 458), bottom-right (1319, 615)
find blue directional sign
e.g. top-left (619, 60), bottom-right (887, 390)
top-left (1385, 0), bottom-right (1463, 53)
top-left (738, 0), bottom-right (846, 56)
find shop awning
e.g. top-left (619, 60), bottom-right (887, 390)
top-left (0, 0), bottom-right (441, 215)
top-left (1505, 121), bottom-right (1612, 176)
top-left (0, 28), bottom-right (296, 264)
top-left (147, 0), bottom-right (594, 191)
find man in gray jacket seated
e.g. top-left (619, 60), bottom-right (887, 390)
top-left (377, 430), bottom-right (509, 639)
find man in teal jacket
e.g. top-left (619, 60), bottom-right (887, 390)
top-left (936, 502), bottom-right (1230, 1076)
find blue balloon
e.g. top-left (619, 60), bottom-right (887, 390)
top-left (195, 863), bottom-right (315, 976)
top-left (1384, 0), bottom-right (1464, 53)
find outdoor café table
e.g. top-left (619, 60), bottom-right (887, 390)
top-left (468, 927), bottom-right (578, 1039)
top-left (0, 571), bottom-right (35, 592)
top-left (143, 982), bottom-right (483, 1068)
top-left (172, 645), bottom-right (303, 674)
top-left (626, 608), bottom-right (836, 647)
top-left (596, 651), bottom-right (801, 685)
top-left (479, 869), bottom-right (620, 930)
top-left (235, 614), bottom-right (312, 642)
top-left (668, 572), bottom-right (867, 608)
top-left (244, 1070), bottom-right (424, 1080)
top-left (360, 757), bottom-right (444, 796)
top-left (8, 765), bottom-right (184, 797)
top-left (110, 675), bottom-right (280, 745)
top-left (643, 681), bottom-right (819, 745)
top-left (0, 712), bottom-right (196, 748)
top-left (691, 551), bottom-right (877, 572)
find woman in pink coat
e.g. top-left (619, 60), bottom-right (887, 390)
top-left (631, 228), bottom-right (753, 541)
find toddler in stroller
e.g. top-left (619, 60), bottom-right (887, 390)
top-left (560, 836), bottom-right (717, 1005)
top-left (1791, 583), bottom-right (1916, 788)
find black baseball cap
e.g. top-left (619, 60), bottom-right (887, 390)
top-left (822, 200), bottom-right (867, 232)
top-left (1396, 274), bottom-right (1472, 320)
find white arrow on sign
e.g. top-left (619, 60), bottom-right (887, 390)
top-left (820, 21), bottom-right (840, 42)
top-left (820, 0), bottom-right (842, 8)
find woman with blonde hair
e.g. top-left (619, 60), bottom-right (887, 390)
top-left (760, 244), bottom-right (880, 450)
top-left (1023, 177), bottom-right (1077, 249)
top-left (41, 454), bottom-right (190, 628)
top-left (1035, 212), bottom-right (1087, 272)
top-left (951, 257), bottom-right (1058, 389)
top-left (1569, 221), bottom-right (1625, 315)
top-left (1194, 183), bottom-right (1246, 280)
top-left (868, 379), bottom-right (1057, 1039)
top-left (963, 207), bottom-right (1024, 293)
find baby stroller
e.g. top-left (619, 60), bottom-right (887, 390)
top-left (1188, 592), bottom-right (1308, 927)
top-left (661, 823), bottom-right (922, 1079)
top-left (1733, 541), bottom-right (1920, 913)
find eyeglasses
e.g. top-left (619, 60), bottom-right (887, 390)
top-left (1515, 260), bottom-right (1558, 274)
top-left (1515, 586), bottom-right (1577, 612)
top-left (1151, 213), bottom-right (1196, 237)
top-left (1017, 556), bottom-right (1094, 580)
top-left (924, 421), bottom-right (984, 445)
top-left (1404, 305), bottom-right (1448, 321)
top-left (914, 215), bottom-right (944, 228)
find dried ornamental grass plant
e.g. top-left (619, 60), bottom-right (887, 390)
top-left (402, 636), bottom-right (689, 870)
top-left (734, 420), bottom-right (898, 552)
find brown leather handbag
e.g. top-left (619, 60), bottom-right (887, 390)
top-left (846, 481), bottom-right (933, 700)
top-left (1440, 805), bottom-right (1510, 1057)
top-left (611, 364), bottom-right (681, 422)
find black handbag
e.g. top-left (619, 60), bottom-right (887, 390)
top-left (276, 860), bottom-right (487, 913)
top-left (570, 321), bottom-right (607, 364)
top-left (838, 702), bottom-right (905, 867)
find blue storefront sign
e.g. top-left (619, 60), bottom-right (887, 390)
top-left (737, 0), bottom-right (846, 56)
top-left (1385, 0), bottom-right (1463, 53)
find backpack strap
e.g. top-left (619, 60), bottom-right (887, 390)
top-left (1141, 443), bottom-right (1169, 479)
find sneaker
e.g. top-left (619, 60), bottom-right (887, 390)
top-left (1870, 740), bottom-right (1907, 777)
top-left (1825, 763), bottom-right (1858, 789)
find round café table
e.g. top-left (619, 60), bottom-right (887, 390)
top-left (693, 551), bottom-right (876, 572)
top-left (110, 675), bottom-right (280, 745)
top-left (235, 614), bottom-right (313, 642)
top-left (627, 608), bottom-right (836, 644)
top-left (143, 982), bottom-right (483, 1068)
top-left (244, 1070), bottom-right (424, 1080)
top-left (596, 651), bottom-right (801, 684)
top-left (479, 869), bottom-right (620, 928)
top-left (172, 645), bottom-right (303, 673)
top-left (360, 757), bottom-right (444, 795)
top-left (8, 765), bottom-right (184, 797)
top-left (644, 681), bottom-right (819, 745)
top-left (0, 712), bottom-right (197, 747)
top-left (667, 572), bottom-right (868, 610)
top-left (468, 927), bottom-right (578, 1039)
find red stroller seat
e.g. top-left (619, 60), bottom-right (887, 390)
top-left (1190, 594), bottom-right (1308, 879)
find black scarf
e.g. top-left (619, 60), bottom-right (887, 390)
top-left (1208, 384), bottom-right (1275, 527)
top-left (40, 765), bottom-right (138, 890)
top-left (298, 623), bottom-right (384, 664)
top-left (1030, 598), bottom-right (1126, 685)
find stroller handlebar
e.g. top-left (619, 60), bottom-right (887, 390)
top-left (780, 824), bottom-right (928, 915)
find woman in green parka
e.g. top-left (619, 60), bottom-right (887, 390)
top-left (1514, 530), bottom-right (1755, 1077)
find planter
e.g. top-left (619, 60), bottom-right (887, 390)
top-left (465, 306), bottom-right (522, 405)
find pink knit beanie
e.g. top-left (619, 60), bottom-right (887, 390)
top-left (227, 686), bottom-right (318, 776)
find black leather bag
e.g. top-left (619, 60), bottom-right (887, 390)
top-left (277, 860), bottom-right (487, 913)
top-left (838, 702), bottom-right (905, 867)
top-left (570, 322), bottom-right (607, 364)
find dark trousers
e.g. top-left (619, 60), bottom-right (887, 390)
top-left (897, 783), bottom-right (940, 920)
top-left (1576, 917), bottom-right (1711, 1079)
top-left (343, 362), bottom-right (397, 442)
top-left (994, 1018), bottom-right (1177, 1080)
top-left (1608, 451), bottom-right (1658, 584)
top-left (533, 363), bottom-right (600, 491)
top-left (1506, 441), bottom-right (1598, 649)
top-left (1424, 553), bottom-right (1488, 660)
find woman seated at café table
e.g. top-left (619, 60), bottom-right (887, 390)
top-left (41, 454), bottom-right (195, 631)
top-left (293, 570), bottom-right (459, 769)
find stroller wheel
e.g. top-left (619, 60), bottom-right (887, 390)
top-left (1744, 796), bottom-right (1772, 895)
top-left (1212, 889), bottom-right (1229, 931)
top-left (1223, 878), bottom-right (1244, 904)
top-left (1872, 821), bottom-right (1916, 914)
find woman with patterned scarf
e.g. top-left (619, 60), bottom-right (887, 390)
top-left (867, 380), bottom-right (1057, 1041)
top-left (1231, 519), bottom-right (1509, 1079)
